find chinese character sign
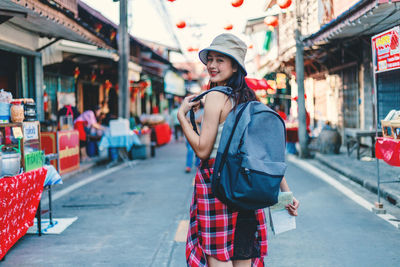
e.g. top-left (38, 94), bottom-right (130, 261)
top-left (372, 26), bottom-right (400, 73)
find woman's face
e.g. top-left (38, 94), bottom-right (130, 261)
top-left (206, 51), bottom-right (237, 86)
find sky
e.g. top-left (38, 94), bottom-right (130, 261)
top-left (81, 0), bottom-right (269, 62)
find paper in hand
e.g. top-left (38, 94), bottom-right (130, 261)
top-left (269, 191), bottom-right (296, 235)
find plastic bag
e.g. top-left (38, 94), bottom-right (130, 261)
top-left (43, 165), bottom-right (63, 186)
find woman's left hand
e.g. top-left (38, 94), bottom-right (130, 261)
top-left (178, 94), bottom-right (200, 116)
top-left (285, 197), bottom-right (299, 216)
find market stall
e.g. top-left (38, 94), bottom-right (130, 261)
top-left (0, 91), bottom-right (49, 260)
top-left (0, 168), bottom-right (47, 260)
top-left (371, 26), bottom-right (400, 209)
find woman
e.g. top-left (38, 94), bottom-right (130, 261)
top-left (74, 105), bottom-right (104, 161)
top-left (178, 34), bottom-right (299, 267)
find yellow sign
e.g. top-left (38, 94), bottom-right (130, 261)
top-left (12, 127), bottom-right (23, 139)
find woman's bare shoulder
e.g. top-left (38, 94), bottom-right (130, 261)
top-left (204, 91), bottom-right (229, 106)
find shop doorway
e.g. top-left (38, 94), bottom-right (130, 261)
top-left (0, 50), bottom-right (18, 96)
top-left (377, 69), bottom-right (400, 126)
top-left (83, 83), bottom-right (99, 111)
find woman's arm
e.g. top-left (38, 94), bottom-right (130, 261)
top-left (178, 92), bottom-right (226, 160)
top-left (280, 177), bottom-right (299, 216)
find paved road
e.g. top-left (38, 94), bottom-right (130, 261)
top-left (2, 141), bottom-right (400, 266)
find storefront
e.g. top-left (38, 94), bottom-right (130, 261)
top-left (372, 26), bottom-right (400, 126)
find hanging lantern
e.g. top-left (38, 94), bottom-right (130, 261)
top-left (94, 22), bottom-right (103, 33)
top-left (248, 44), bottom-right (253, 49)
top-left (187, 47), bottom-right (194, 52)
top-left (91, 72), bottom-right (97, 83)
top-left (224, 24), bottom-right (233, 30)
top-left (277, 0), bottom-right (292, 9)
top-left (110, 30), bottom-right (116, 41)
top-left (167, 0), bottom-right (176, 2)
top-left (264, 16), bottom-right (278, 27)
top-left (176, 20), bottom-right (186, 29)
top-left (105, 80), bottom-right (112, 90)
top-left (231, 0), bottom-right (244, 8)
top-left (73, 67), bottom-right (80, 80)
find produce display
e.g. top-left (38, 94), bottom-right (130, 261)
top-left (381, 109), bottom-right (400, 139)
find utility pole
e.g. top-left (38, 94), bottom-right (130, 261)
top-left (118, 0), bottom-right (130, 119)
top-left (295, 0), bottom-right (309, 158)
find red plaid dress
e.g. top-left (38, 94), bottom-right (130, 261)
top-left (186, 159), bottom-right (268, 267)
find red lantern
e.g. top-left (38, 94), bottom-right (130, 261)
top-left (277, 0), bottom-right (292, 9)
top-left (224, 24), bottom-right (233, 30)
top-left (248, 44), bottom-right (253, 49)
top-left (231, 0), bottom-right (244, 8)
top-left (91, 73), bottom-right (97, 83)
top-left (176, 20), bottom-right (186, 29)
top-left (73, 67), bottom-right (80, 80)
top-left (105, 80), bottom-right (112, 90)
top-left (187, 47), bottom-right (199, 52)
top-left (167, 0), bottom-right (176, 2)
top-left (110, 30), bottom-right (116, 41)
top-left (94, 22), bottom-right (103, 33)
top-left (264, 16), bottom-right (278, 27)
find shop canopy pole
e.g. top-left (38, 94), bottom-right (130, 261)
top-left (295, 0), bottom-right (309, 158)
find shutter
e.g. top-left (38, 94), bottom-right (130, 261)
top-left (377, 69), bottom-right (400, 127)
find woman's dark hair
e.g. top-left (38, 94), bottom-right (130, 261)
top-left (209, 61), bottom-right (257, 107)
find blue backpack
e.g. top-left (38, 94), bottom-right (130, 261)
top-left (190, 86), bottom-right (287, 210)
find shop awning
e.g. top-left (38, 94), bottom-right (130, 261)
top-left (245, 77), bottom-right (273, 91)
top-left (0, 0), bottom-right (110, 49)
top-left (304, 0), bottom-right (400, 47)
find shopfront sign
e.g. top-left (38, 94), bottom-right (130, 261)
top-left (372, 26), bottom-right (400, 73)
top-left (23, 122), bottom-right (39, 141)
top-left (25, 151), bottom-right (44, 172)
top-left (164, 70), bottom-right (185, 96)
top-left (57, 130), bottom-right (79, 175)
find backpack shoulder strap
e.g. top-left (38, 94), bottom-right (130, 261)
top-left (190, 86), bottom-right (233, 135)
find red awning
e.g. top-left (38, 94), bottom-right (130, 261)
top-left (245, 77), bottom-right (273, 91)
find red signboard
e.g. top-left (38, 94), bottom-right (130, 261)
top-left (372, 26), bottom-right (400, 73)
top-left (57, 130), bottom-right (80, 175)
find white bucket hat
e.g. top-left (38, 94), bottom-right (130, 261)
top-left (199, 33), bottom-right (247, 76)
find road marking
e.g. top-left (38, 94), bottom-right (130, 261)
top-left (288, 156), bottom-right (400, 229)
top-left (174, 220), bottom-right (189, 242)
top-left (41, 163), bottom-right (128, 206)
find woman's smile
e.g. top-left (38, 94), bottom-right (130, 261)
top-left (206, 51), bottom-right (237, 85)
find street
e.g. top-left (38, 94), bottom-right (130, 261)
top-left (2, 141), bottom-right (400, 267)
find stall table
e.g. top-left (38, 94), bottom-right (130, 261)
top-left (344, 128), bottom-right (381, 160)
top-left (0, 168), bottom-right (47, 260)
top-left (99, 133), bottom-right (140, 167)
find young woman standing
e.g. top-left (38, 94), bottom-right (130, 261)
top-left (178, 33), bottom-right (299, 267)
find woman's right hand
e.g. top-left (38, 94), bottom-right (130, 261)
top-left (178, 95), bottom-right (200, 117)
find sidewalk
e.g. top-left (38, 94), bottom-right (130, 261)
top-left (313, 147), bottom-right (400, 208)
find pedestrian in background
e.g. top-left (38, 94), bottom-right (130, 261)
top-left (178, 33), bottom-right (299, 267)
top-left (74, 105), bottom-right (105, 161)
top-left (171, 103), bottom-right (183, 141)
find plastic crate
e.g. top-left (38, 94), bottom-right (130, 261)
top-left (130, 144), bottom-right (147, 160)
